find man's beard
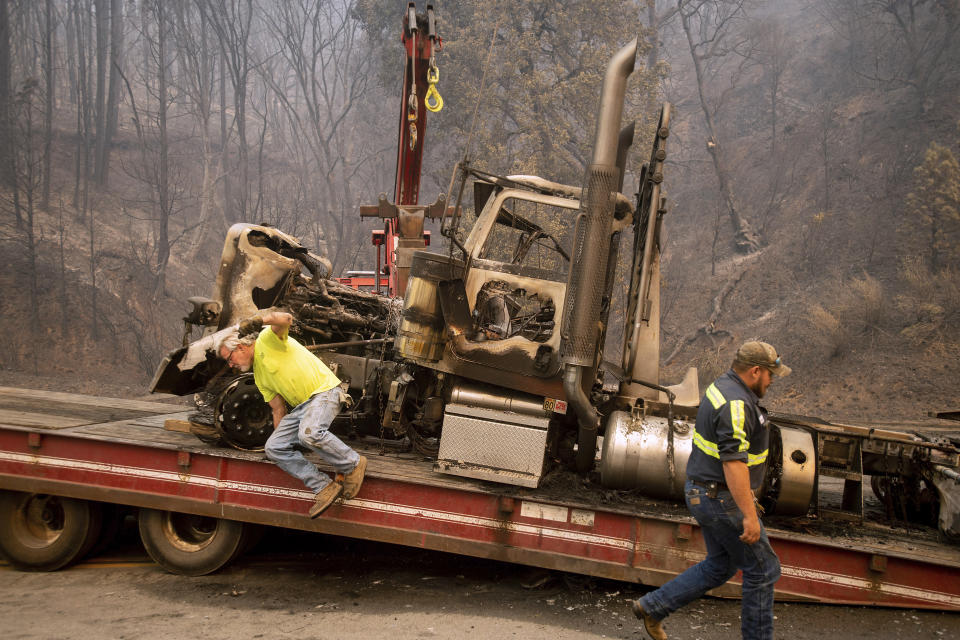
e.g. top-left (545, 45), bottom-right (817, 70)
top-left (239, 362), bottom-right (251, 372)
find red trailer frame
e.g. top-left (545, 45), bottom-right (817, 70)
top-left (1, 386), bottom-right (959, 611)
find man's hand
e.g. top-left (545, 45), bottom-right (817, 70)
top-left (238, 317), bottom-right (263, 337)
top-left (261, 311), bottom-right (294, 340)
top-left (722, 459), bottom-right (762, 544)
top-left (740, 513), bottom-right (761, 544)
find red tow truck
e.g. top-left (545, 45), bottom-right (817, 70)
top-left (1, 385), bottom-right (959, 609)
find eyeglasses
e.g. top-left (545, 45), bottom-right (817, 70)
top-left (223, 347), bottom-right (240, 366)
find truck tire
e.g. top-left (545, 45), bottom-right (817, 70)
top-left (137, 508), bottom-right (246, 576)
top-left (85, 501), bottom-right (125, 559)
top-left (0, 491), bottom-right (103, 571)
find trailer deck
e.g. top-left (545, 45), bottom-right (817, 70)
top-left (1, 386), bottom-right (959, 611)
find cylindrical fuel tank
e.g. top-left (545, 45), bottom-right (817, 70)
top-left (600, 411), bottom-right (817, 515)
top-left (396, 251), bottom-right (461, 362)
top-left (599, 410), bottom-right (692, 500)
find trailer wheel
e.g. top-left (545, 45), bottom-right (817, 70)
top-left (85, 502), bottom-right (125, 559)
top-left (137, 509), bottom-right (246, 576)
top-left (0, 491), bottom-right (103, 571)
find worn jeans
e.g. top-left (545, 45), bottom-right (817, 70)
top-left (264, 388), bottom-right (359, 493)
top-left (639, 479), bottom-right (781, 640)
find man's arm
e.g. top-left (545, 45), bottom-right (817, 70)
top-left (260, 311), bottom-right (293, 340)
top-left (268, 394), bottom-right (288, 430)
top-left (723, 459), bottom-right (761, 544)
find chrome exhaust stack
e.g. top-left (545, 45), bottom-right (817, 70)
top-left (560, 39), bottom-right (638, 472)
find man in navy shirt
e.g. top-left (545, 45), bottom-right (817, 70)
top-left (632, 341), bottom-right (790, 640)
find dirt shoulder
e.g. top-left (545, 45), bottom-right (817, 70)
top-left (2, 530), bottom-right (959, 640)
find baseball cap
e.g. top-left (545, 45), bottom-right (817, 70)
top-left (735, 341), bottom-right (792, 377)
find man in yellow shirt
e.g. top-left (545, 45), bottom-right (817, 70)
top-left (218, 311), bottom-right (366, 517)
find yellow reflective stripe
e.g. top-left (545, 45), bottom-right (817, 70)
top-left (705, 383), bottom-right (725, 410)
top-left (730, 399), bottom-right (749, 452)
top-left (748, 449), bottom-right (769, 466)
top-left (693, 430), bottom-right (720, 459)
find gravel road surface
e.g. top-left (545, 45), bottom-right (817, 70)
top-left (2, 526), bottom-right (958, 640)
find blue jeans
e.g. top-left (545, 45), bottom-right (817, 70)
top-left (264, 388), bottom-right (360, 493)
top-left (639, 479), bottom-right (780, 640)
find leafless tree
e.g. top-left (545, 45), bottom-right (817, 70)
top-left (744, 16), bottom-right (796, 156)
top-left (198, 0), bottom-right (254, 223)
top-left (41, 0), bottom-right (55, 210)
top-left (57, 198), bottom-right (69, 336)
top-left (92, 0), bottom-right (107, 183)
top-left (645, 1), bottom-right (679, 76)
top-left (815, 0), bottom-right (960, 109)
top-left (259, 0), bottom-right (378, 272)
top-left (676, 0), bottom-right (760, 253)
top-left (120, 0), bottom-right (186, 296)
top-left (64, 0), bottom-right (77, 104)
top-left (7, 79), bottom-right (43, 371)
top-left (94, 0), bottom-right (123, 185)
top-left (815, 96), bottom-right (835, 214)
top-left (171, 0), bottom-right (223, 259)
top-left (0, 0), bottom-right (15, 226)
top-left (70, 0), bottom-right (94, 219)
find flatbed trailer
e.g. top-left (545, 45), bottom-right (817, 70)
top-left (1, 386), bottom-right (959, 611)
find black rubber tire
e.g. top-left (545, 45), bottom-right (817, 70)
top-left (237, 522), bottom-right (266, 556)
top-left (137, 508), bottom-right (246, 576)
top-left (0, 491), bottom-right (103, 571)
top-left (85, 502), bottom-right (126, 559)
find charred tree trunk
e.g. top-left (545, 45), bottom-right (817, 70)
top-left (41, 0), bottom-right (54, 211)
top-left (175, 4), bottom-right (219, 260)
top-left (0, 0), bottom-right (15, 227)
top-left (93, 0), bottom-right (107, 184)
top-left (234, 77), bottom-right (249, 223)
top-left (219, 51), bottom-right (231, 223)
top-left (200, 0), bottom-right (254, 223)
top-left (646, 2), bottom-right (677, 73)
top-left (99, 0), bottom-right (122, 185)
top-left (87, 178), bottom-right (97, 340)
top-left (58, 199), bottom-right (69, 337)
top-left (254, 88), bottom-right (266, 221)
top-left (64, 0), bottom-right (77, 104)
top-left (72, 0), bottom-right (94, 219)
top-left (154, 0), bottom-right (170, 297)
top-left (16, 83), bottom-right (41, 374)
top-left (678, 0), bottom-right (760, 254)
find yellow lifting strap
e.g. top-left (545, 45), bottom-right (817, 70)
top-left (425, 62), bottom-right (443, 113)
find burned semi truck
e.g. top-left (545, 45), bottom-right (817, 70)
top-left (150, 40), bottom-right (960, 541)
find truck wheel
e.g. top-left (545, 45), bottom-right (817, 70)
top-left (0, 491), bottom-right (103, 571)
top-left (137, 509), bottom-right (246, 576)
top-left (214, 374), bottom-right (272, 451)
top-left (85, 501), bottom-right (125, 559)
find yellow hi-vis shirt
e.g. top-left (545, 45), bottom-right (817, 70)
top-left (252, 327), bottom-right (340, 408)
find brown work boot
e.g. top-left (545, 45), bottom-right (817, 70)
top-left (342, 455), bottom-right (367, 500)
top-left (309, 482), bottom-right (343, 518)
top-left (631, 600), bottom-right (667, 640)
